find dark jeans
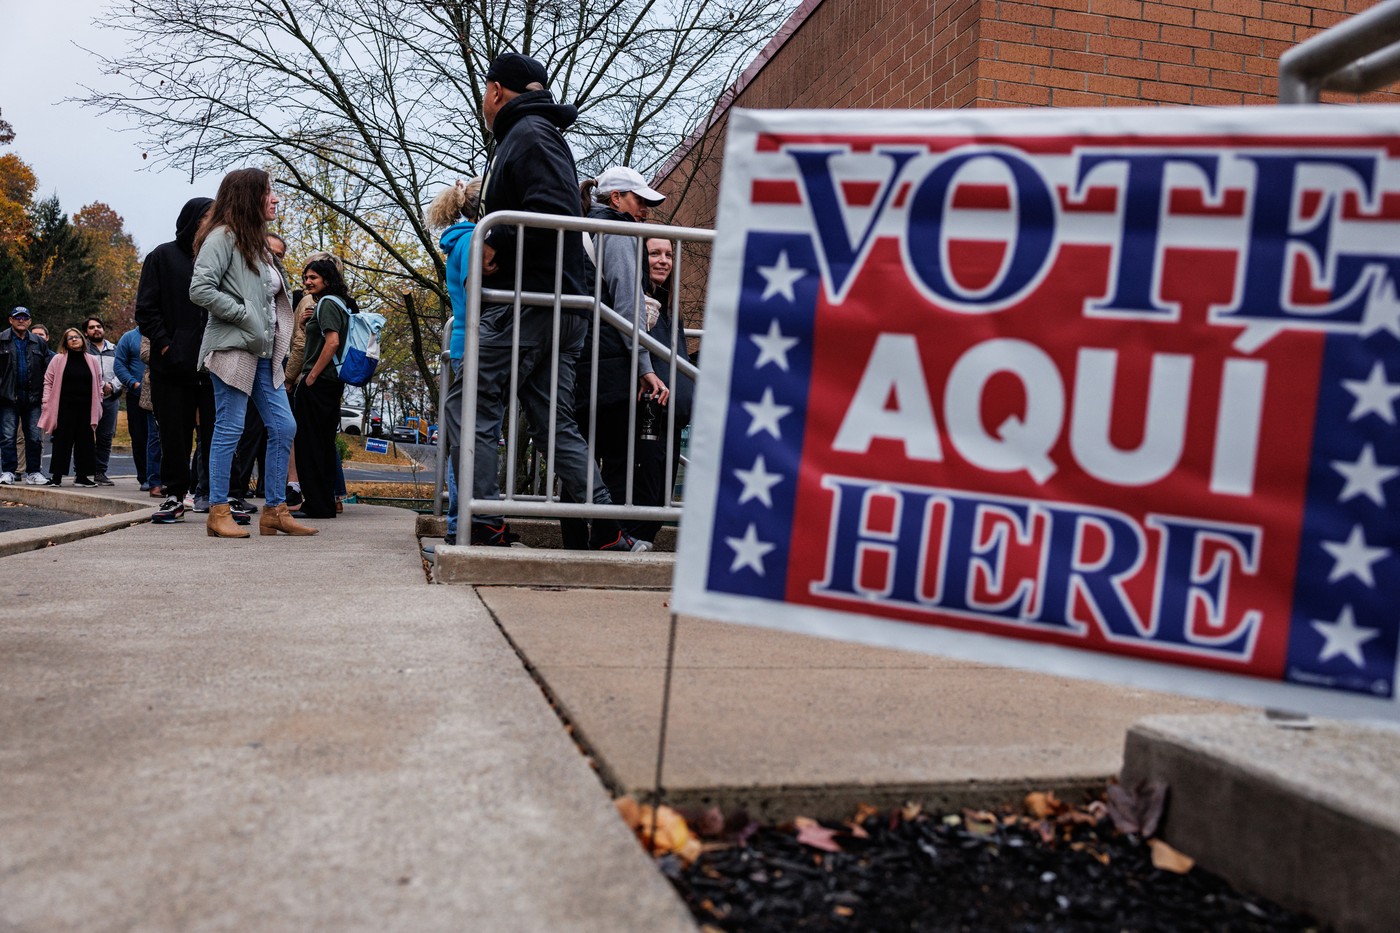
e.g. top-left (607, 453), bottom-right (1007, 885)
top-left (0, 401), bottom-right (42, 475)
top-left (95, 395), bottom-right (119, 474)
top-left (49, 409), bottom-right (96, 481)
top-left (292, 375), bottom-right (342, 518)
top-left (151, 374), bottom-right (215, 501)
top-left (472, 306), bottom-right (617, 543)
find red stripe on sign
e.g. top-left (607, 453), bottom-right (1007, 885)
top-left (1058, 185), bottom-right (1118, 213)
top-left (1342, 190), bottom-right (1400, 220)
top-left (752, 179), bottom-right (802, 204)
top-left (841, 180), bottom-right (882, 207)
top-left (1168, 188), bottom-right (1247, 216)
top-left (951, 183), bottom-right (1011, 210)
top-left (892, 181), bottom-right (912, 208)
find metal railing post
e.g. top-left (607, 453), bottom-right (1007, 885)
top-left (1279, 0), bottom-right (1400, 103)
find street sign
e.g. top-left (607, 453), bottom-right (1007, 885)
top-left (673, 105), bottom-right (1400, 722)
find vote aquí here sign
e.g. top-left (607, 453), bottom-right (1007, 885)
top-left (671, 105), bottom-right (1400, 722)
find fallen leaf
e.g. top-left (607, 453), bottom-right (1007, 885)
top-left (794, 817), bottom-right (843, 853)
top-left (1025, 790), bottom-right (1066, 820)
top-left (833, 905), bottom-right (855, 917)
top-left (691, 805), bottom-right (726, 838)
top-left (1148, 837), bottom-right (1195, 874)
top-left (901, 801), bottom-right (923, 822)
top-left (1106, 779), bottom-right (1167, 837)
top-left (615, 796), bottom-right (642, 829)
top-left (852, 802), bottom-right (881, 824)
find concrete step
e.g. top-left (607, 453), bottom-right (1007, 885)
top-left (1121, 713), bottom-right (1400, 933)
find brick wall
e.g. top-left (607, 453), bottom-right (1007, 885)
top-left (656, 0), bottom-right (1400, 320)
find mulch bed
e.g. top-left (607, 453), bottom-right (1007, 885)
top-left (653, 799), bottom-right (1322, 932)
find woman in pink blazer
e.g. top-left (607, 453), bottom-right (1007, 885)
top-left (39, 327), bottom-right (102, 487)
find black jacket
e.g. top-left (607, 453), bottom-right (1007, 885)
top-left (0, 328), bottom-right (47, 405)
top-left (134, 197), bottom-right (214, 383)
top-left (480, 91), bottom-right (587, 305)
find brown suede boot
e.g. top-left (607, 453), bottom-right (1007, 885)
top-left (207, 503), bottom-right (250, 538)
top-left (260, 502), bottom-right (319, 536)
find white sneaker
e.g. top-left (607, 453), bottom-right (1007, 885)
top-left (0, 472), bottom-right (13, 485)
top-left (23, 472), bottom-right (49, 485)
top-left (630, 539), bottom-right (655, 553)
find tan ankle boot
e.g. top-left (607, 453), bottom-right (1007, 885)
top-left (207, 503), bottom-right (250, 538)
top-left (260, 502), bottom-right (318, 536)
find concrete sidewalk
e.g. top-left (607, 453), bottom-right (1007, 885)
top-left (0, 487), bottom-right (693, 933)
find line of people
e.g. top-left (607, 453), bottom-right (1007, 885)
top-left (423, 52), bottom-right (694, 553)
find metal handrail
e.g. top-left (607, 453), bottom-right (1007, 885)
top-left (1279, 0), bottom-right (1400, 103)
top-left (446, 210), bottom-right (712, 537)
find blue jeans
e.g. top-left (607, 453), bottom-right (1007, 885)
top-left (145, 412), bottom-right (163, 487)
top-left (210, 359), bottom-right (295, 507)
top-left (1, 401), bottom-right (42, 475)
top-left (95, 396), bottom-right (119, 474)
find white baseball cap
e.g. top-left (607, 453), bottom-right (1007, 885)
top-left (594, 166), bottom-right (666, 206)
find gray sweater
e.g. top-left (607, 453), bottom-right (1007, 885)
top-left (190, 225), bottom-right (284, 365)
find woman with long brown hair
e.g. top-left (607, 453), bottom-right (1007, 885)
top-left (38, 328), bottom-right (102, 487)
top-left (190, 167), bottom-right (314, 538)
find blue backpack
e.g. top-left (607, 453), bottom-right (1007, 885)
top-left (320, 296), bottom-right (385, 387)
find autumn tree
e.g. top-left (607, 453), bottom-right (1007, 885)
top-left (0, 153), bottom-right (37, 251)
top-left (0, 107), bottom-right (13, 146)
top-left (73, 202), bottom-right (142, 334)
top-left (84, 0), bottom-right (793, 366)
top-left (25, 196), bottom-right (105, 329)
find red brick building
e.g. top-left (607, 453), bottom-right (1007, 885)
top-left (657, 0), bottom-right (1400, 235)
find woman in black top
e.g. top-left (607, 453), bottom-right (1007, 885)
top-left (291, 258), bottom-right (351, 519)
top-left (39, 328), bottom-right (103, 487)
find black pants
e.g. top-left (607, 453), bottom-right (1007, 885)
top-left (560, 401), bottom-right (636, 549)
top-left (50, 409), bottom-right (96, 481)
top-left (292, 376), bottom-right (342, 518)
top-left (230, 395), bottom-right (267, 496)
top-left (151, 375), bottom-right (215, 501)
top-left (128, 398), bottom-right (148, 485)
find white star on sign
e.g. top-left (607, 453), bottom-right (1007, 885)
top-left (1342, 361), bottom-right (1400, 424)
top-left (1321, 524), bottom-right (1389, 586)
top-left (1361, 276), bottom-right (1400, 341)
top-left (734, 454), bottom-right (784, 508)
top-left (751, 318), bottom-right (799, 371)
top-left (757, 250), bottom-right (806, 302)
top-left (743, 387), bottom-right (793, 439)
top-left (726, 523), bottom-right (776, 576)
top-left (1332, 444), bottom-right (1400, 506)
top-left (1311, 605), bottom-right (1380, 667)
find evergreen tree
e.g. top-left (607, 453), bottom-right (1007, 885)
top-left (24, 195), bottom-right (105, 328)
top-left (0, 246), bottom-right (30, 313)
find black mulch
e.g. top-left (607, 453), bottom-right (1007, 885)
top-left (659, 804), bottom-right (1322, 933)
top-left (0, 500), bottom-right (75, 533)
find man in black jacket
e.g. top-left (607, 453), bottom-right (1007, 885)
top-left (134, 197), bottom-right (216, 524)
top-left (0, 307), bottom-right (49, 485)
top-left (466, 52), bottom-right (634, 550)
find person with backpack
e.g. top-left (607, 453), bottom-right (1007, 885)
top-left (190, 167), bottom-right (315, 538)
top-left (291, 257), bottom-right (352, 520)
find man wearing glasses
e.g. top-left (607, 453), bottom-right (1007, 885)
top-left (83, 317), bottom-right (123, 486)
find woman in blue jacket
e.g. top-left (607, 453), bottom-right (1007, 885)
top-left (425, 177), bottom-right (482, 547)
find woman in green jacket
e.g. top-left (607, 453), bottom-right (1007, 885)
top-left (189, 167), bottom-right (315, 539)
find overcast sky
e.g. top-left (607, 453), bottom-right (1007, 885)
top-left (1, 0), bottom-right (221, 256)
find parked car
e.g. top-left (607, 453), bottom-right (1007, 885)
top-left (390, 423), bottom-right (419, 443)
top-left (366, 411), bottom-right (384, 437)
top-left (339, 407), bottom-right (365, 435)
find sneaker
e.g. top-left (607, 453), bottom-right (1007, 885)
top-left (285, 485), bottom-right (303, 508)
top-left (152, 497), bottom-right (186, 524)
top-left (631, 539), bottom-right (655, 553)
top-left (470, 522), bottom-right (519, 547)
top-left (23, 472), bottom-right (50, 485)
top-left (192, 496), bottom-right (210, 513)
top-left (0, 472), bottom-right (13, 485)
top-left (594, 530), bottom-right (641, 552)
top-left (74, 476), bottom-right (98, 488)
top-left (95, 473), bottom-right (115, 486)
top-left (228, 499), bottom-right (253, 525)
top-left (228, 496), bottom-right (259, 514)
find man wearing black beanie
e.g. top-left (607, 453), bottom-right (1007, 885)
top-left (467, 52), bottom-right (635, 551)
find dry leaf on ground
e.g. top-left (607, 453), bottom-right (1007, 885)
top-left (1106, 779), bottom-right (1168, 837)
top-left (1148, 837), bottom-right (1196, 874)
top-left (793, 816), bottom-right (843, 853)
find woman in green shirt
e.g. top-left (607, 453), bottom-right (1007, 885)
top-left (292, 257), bottom-right (351, 519)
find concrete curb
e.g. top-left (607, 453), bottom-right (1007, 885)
top-left (0, 486), bottom-right (149, 558)
top-left (430, 541), bottom-right (674, 589)
top-left (415, 514), bottom-right (678, 551)
top-left (1121, 713), bottom-right (1400, 933)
